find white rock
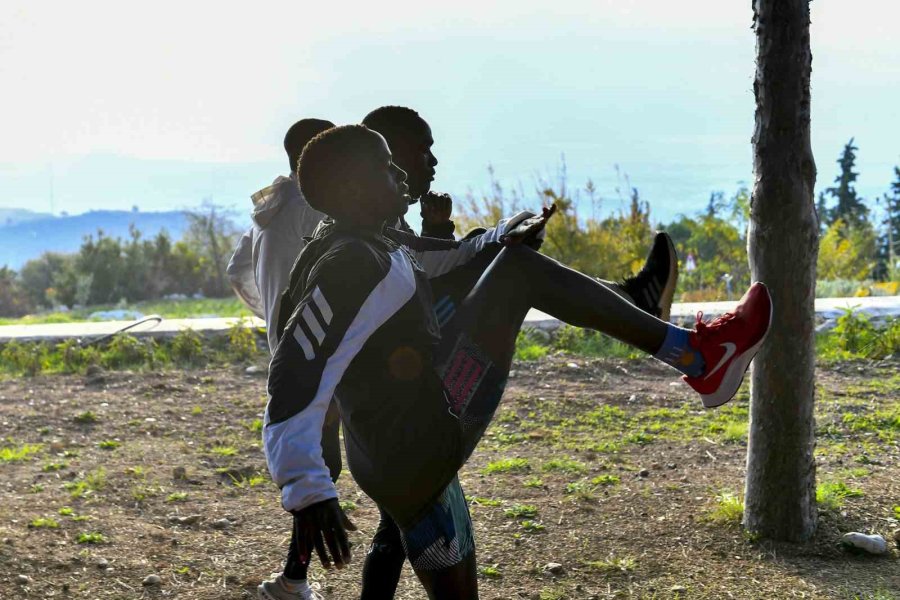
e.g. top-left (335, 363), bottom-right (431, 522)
top-left (841, 532), bottom-right (887, 555)
top-left (15, 574), bottom-right (30, 585)
top-left (142, 574), bottom-right (162, 586)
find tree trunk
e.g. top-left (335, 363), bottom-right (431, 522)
top-left (744, 0), bottom-right (818, 542)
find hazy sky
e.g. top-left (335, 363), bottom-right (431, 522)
top-left (1, 0), bottom-right (897, 226)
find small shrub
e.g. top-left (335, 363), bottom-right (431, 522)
top-left (171, 328), bottom-right (204, 364)
top-left (101, 334), bottom-right (153, 369)
top-left (166, 492), bottom-right (188, 503)
top-left (227, 320), bottom-right (260, 362)
top-left (339, 500), bottom-right (357, 513)
top-left (0, 341), bottom-right (45, 375)
top-left (97, 440), bottom-right (120, 450)
top-left (523, 477), bottom-right (545, 488)
top-left (246, 418), bottom-right (263, 433)
top-left (58, 507), bottom-right (74, 516)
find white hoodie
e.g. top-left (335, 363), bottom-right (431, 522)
top-left (226, 174), bottom-right (325, 351)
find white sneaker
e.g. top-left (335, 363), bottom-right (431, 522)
top-left (258, 572), bottom-right (324, 600)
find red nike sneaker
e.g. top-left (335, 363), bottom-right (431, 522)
top-left (684, 282), bottom-right (773, 408)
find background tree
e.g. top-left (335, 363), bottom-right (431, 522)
top-left (183, 201), bottom-right (240, 297)
top-left (819, 138), bottom-right (869, 229)
top-left (875, 166), bottom-right (900, 280)
top-left (744, 0), bottom-right (818, 541)
top-left (0, 266), bottom-right (32, 317)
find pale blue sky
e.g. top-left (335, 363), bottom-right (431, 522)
top-left (1, 1), bottom-right (897, 228)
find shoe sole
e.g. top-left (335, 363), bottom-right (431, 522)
top-left (700, 284), bottom-right (774, 408)
top-left (656, 232), bottom-right (678, 322)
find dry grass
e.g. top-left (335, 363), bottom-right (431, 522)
top-left (0, 356), bottom-right (897, 599)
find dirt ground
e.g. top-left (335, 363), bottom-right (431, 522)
top-left (0, 356), bottom-right (897, 599)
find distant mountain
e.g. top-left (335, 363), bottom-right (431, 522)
top-left (0, 209), bottom-right (190, 270)
top-left (0, 208), bottom-right (54, 228)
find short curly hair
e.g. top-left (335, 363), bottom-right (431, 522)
top-left (362, 105), bottom-right (427, 149)
top-left (283, 118), bottom-right (334, 173)
top-left (297, 124), bottom-right (385, 216)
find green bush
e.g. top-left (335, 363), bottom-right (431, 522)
top-left (226, 319), bottom-right (260, 362)
top-left (100, 334), bottom-right (155, 369)
top-left (170, 328), bottom-right (204, 364)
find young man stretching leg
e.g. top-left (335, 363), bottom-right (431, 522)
top-left (350, 106), bottom-right (679, 598)
top-left (264, 125), bottom-right (773, 599)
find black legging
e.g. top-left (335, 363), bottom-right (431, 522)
top-left (410, 244), bottom-right (668, 598)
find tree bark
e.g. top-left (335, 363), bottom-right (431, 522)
top-left (744, 0), bottom-right (818, 542)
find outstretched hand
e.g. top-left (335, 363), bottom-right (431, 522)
top-left (501, 204), bottom-right (558, 248)
top-left (420, 191), bottom-right (453, 225)
top-left (292, 498), bottom-right (357, 569)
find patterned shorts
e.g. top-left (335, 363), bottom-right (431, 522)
top-left (399, 476), bottom-right (474, 572)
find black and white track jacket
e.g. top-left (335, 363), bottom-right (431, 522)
top-left (263, 215), bottom-right (526, 514)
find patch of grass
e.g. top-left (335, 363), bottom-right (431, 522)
top-left (514, 329), bottom-right (551, 361)
top-left (623, 431), bottom-right (655, 446)
top-left (720, 420), bottom-right (748, 443)
top-left (339, 500), bottom-right (357, 513)
top-left (523, 477), bottom-right (544, 488)
top-left (564, 479), bottom-right (596, 502)
top-left (893, 505), bottom-right (900, 520)
top-left (28, 517), bottom-right (59, 529)
top-left (707, 491), bottom-right (744, 525)
top-left (74, 411), bottom-right (99, 424)
top-left (30, 484), bottom-right (44, 493)
top-left (816, 481), bottom-right (864, 511)
top-left (58, 507), bottom-right (74, 516)
top-left (519, 520), bottom-right (545, 533)
top-left (467, 496), bottom-right (503, 507)
top-left (165, 492), bottom-right (189, 503)
top-left (97, 440), bottom-right (120, 450)
top-left (504, 504), bottom-right (538, 519)
top-left (229, 473), bottom-right (267, 489)
top-left (479, 565), bottom-right (502, 579)
top-left (585, 555), bottom-right (636, 573)
top-left (125, 466), bottom-right (146, 478)
top-left (0, 443), bottom-right (42, 463)
top-left (42, 461), bottom-right (68, 472)
top-left (541, 458), bottom-right (586, 473)
top-left (65, 468), bottom-right (106, 499)
top-left (210, 445), bottom-right (238, 457)
top-left (482, 457), bottom-right (530, 474)
top-left (554, 325), bottom-right (639, 359)
top-left (76, 532), bottom-right (106, 544)
top-left (591, 474), bottom-right (620, 487)
top-left (191, 405), bottom-right (203, 416)
top-left (246, 418), bottom-right (263, 433)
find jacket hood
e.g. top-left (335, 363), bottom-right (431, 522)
top-left (251, 175), bottom-right (302, 228)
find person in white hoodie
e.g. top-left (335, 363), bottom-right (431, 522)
top-left (230, 117), bottom-right (459, 600)
top-left (227, 118), bottom-right (346, 600)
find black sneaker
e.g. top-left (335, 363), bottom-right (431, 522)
top-left (619, 231), bottom-right (678, 321)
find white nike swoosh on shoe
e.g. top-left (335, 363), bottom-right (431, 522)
top-left (704, 342), bottom-right (737, 380)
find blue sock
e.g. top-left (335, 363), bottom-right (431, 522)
top-left (653, 324), bottom-right (705, 377)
